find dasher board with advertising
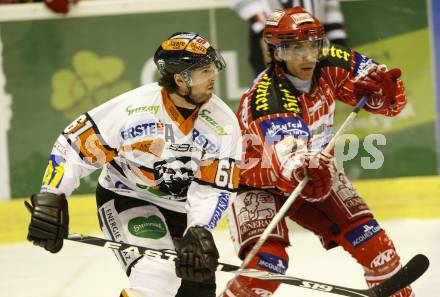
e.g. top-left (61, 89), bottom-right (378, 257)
top-left (0, 0), bottom-right (435, 198)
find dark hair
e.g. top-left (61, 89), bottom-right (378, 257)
top-left (268, 44), bottom-right (277, 65)
top-left (158, 73), bottom-right (179, 93)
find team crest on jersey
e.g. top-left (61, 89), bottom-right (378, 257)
top-left (154, 157), bottom-right (198, 198)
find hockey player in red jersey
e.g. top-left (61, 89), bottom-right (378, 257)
top-left (224, 7), bottom-right (412, 297)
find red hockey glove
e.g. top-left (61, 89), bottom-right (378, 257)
top-left (273, 137), bottom-right (333, 202)
top-left (353, 64), bottom-right (407, 116)
top-left (44, 0), bottom-right (79, 14)
top-left (293, 152), bottom-right (334, 202)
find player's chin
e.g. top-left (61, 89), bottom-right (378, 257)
top-left (201, 91), bottom-right (214, 102)
top-left (299, 68), bottom-right (314, 80)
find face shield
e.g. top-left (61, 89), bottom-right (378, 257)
top-left (275, 37), bottom-right (330, 61)
top-left (179, 48), bottom-right (226, 87)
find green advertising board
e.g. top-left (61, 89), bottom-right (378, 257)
top-left (336, 0), bottom-right (435, 179)
top-left (0, 0), bottom-right (435, 198)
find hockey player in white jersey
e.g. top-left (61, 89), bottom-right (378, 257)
top-left (25, 32), bottom-right (242, 297)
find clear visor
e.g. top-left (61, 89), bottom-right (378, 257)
top-left (276, 37), bottom-right (330, 61)
top-left (180, 49), bottom-right (226, 87)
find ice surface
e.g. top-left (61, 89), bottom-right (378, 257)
top-left (1, 219), bottom-right (438, 297)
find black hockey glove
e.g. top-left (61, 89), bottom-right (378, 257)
top-left (174, 226), bottom-right (219, 282)
top-left (24, 193), bottom-right (69, 253)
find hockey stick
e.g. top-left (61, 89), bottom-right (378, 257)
top-left (219, 95), bottom-right (370, 295)
top-left (67, 233), bottom-right (429, 297)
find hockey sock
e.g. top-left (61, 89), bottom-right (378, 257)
top-left (336, 218), bottom-right (414, 297)
top-left (224, 241), bottom-right (289, 297)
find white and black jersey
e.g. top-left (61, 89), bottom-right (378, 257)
top-left (40, 83), bottom-right (242, 230)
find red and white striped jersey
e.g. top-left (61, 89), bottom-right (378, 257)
top-left (236, 44), bottom-right (403, 194)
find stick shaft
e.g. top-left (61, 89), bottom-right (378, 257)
top-left (67, 233), bottom-right (428, 297)
top-left (239, 96), bottom-right (368, 271)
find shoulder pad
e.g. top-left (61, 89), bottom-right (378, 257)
top-left (250, 71), bottom-right (302, 121)
top-left (317, 44), bottom-right (352, 72)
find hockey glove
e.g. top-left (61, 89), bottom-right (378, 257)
top-left (24, 193), bottom-right (69, 253)
top-left (174, 226), bottom-right (219, 282)
top-left (274, 137), bottom-right (333, 202)
top-left (352, 64), bottom-right (407, 116)
top-left (293, 152), bottom-right (334, 202)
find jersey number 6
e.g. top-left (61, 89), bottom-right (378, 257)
top-left (215, 159), bottom-right (236, 190)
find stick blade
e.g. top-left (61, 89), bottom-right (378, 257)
top-left (371, 254), bottom-right (429, 297)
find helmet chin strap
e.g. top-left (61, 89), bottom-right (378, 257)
top-left (177, 71), bottom-right (200, 106)
top-left (177, 85), bottom-right (199, 106)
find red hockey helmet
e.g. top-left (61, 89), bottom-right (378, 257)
top-left (263, 7), bottom-right (326, 45)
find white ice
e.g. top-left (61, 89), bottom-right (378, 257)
top-left (1, 219), bottom-right (438, 297)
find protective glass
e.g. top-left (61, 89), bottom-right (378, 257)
top-left (276, 37), bottom-right (330, 61)
top-left (180, 49), bottom-right (226, 86)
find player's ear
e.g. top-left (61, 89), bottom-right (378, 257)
top-left (273, 48), bottom-right (283, 62)
top-left (174, 74), bottom-right (186, 88)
